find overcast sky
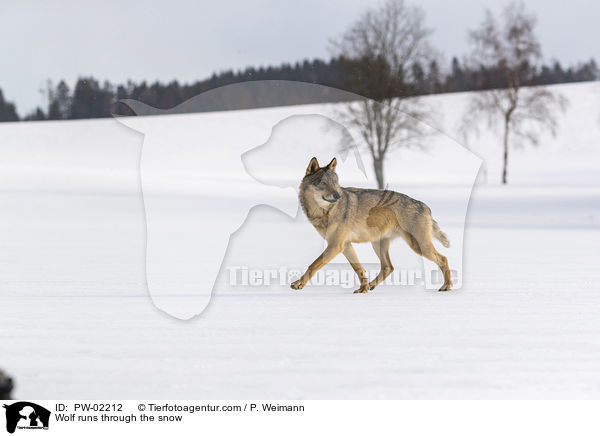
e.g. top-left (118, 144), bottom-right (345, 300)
top-left (1, 0), bottom-right (598, 115)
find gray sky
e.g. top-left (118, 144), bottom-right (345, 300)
top-left (2, 0), bottom-right (597, 115)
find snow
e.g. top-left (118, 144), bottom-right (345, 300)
top-left (0, 80), bottom-right (599, 398)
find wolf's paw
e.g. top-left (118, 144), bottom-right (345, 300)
top-left (290, 279), bottom-right (305, 290)
top-left (353, 287), bottom-right (369, 294)
top-left (438, 283), bottom-right (452, 292)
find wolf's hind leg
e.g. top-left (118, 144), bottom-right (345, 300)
top-left (343, 243), bottom-right (369, 293)
top-left (368, 238), bottom-right (394, 290)
top-left (416, 237), bottom-right (452, 292)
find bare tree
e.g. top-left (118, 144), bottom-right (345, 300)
top-left (461, 2), bottom-right (567, 184)
top-left (330, 0), bottom-right (436, 189)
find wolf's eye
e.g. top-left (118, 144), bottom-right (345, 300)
top-left (315, 185), bottom-right (325, 191)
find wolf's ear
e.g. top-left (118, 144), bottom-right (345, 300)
top-left (306, 157), bottom-right (320, 175)
top-left (326, 157), bottom-right (337, 172)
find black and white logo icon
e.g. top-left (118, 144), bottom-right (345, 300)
top-left (2, 402), bottom-right (50, 433)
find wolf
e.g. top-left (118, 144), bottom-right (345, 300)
top-left (291, 157), bottom-right (452, 293)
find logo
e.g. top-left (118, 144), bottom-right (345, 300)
top-left (2, 402), bottom-right (50, 433)
top-left (116, 81), bottom-right (480, 320)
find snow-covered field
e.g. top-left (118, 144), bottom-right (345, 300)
top-left (0, 81), bottom-right (599, 398)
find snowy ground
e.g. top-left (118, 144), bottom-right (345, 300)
top-left (0, 81), bottom-right (599, 398)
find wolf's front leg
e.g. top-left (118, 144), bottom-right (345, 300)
top-left (342, 244), bottom-right (369, 293)
top-left (290, 242), bottom-right (344, 290)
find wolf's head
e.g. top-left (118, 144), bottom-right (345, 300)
top-left (301, 157), bottom-right (341, 206)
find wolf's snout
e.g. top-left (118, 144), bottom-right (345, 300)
top-left (322, 192), bottom-right (340, 203)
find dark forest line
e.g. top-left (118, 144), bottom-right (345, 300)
top-left (0, 56), bottom-right (598, 122)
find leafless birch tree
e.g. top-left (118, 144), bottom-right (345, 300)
top-left (461, 2), bottom-right (567, 184)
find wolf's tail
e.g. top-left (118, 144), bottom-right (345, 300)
top-left (432, 219), bottom-right (450, 248)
